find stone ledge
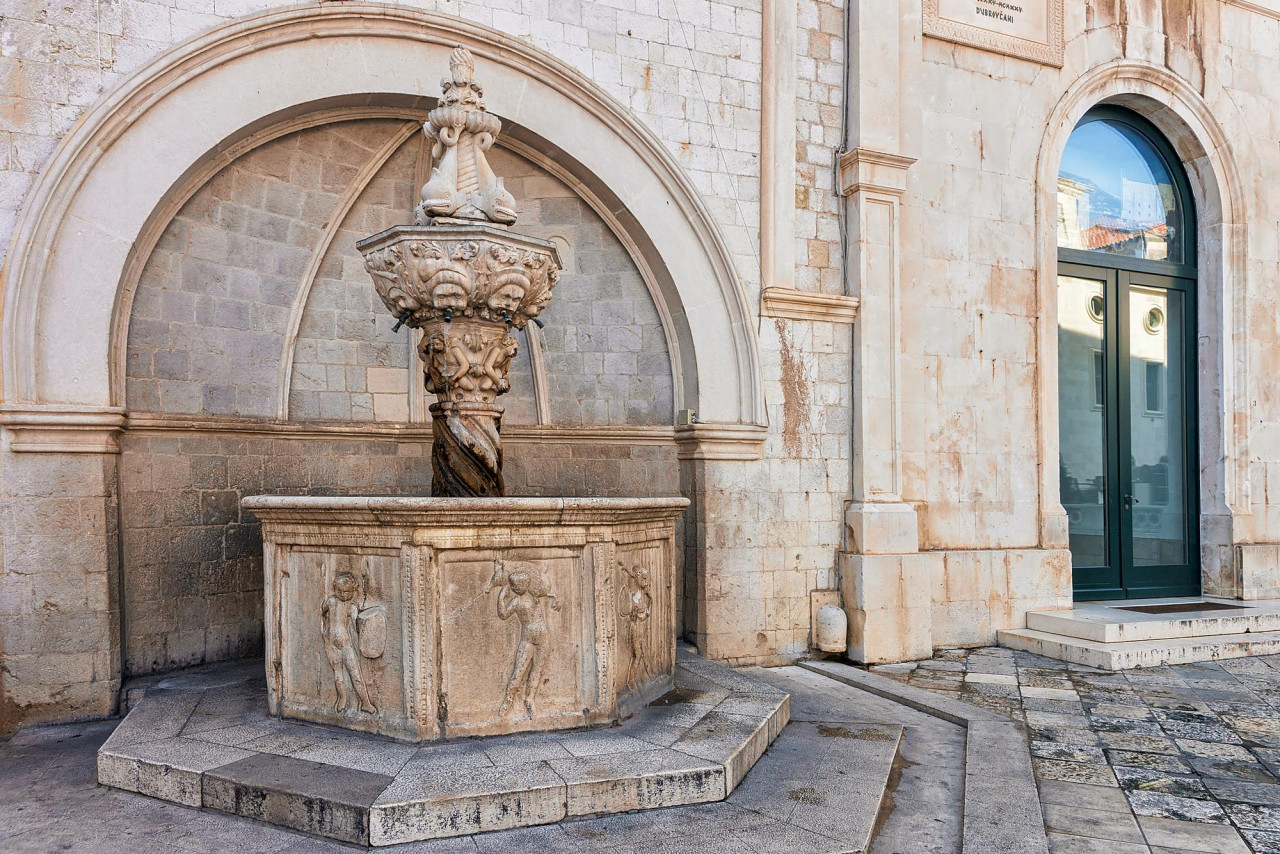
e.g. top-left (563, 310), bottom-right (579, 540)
top-left (97, 651), bottom-right (789, 847)
top-left (759, 287), bottom-right (859, 324)
top-left (998, 626), bottom-right (1280, 670)
top-left (0, 405), bottom-right (126, 453)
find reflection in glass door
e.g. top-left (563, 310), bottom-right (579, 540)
top-left (1057, 274), bottom-right (1113, 580)
top-left (1124, 280), bottom-right (1193, 594)
top-left (1057, 264), bottom-right (1198, 599)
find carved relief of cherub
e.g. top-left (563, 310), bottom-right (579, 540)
top-left (320, 571), bottom-right (378, 715)
top-left (484, 561), bottom-right (560, 718)
top-left (619, 562), bottom-right (654, 692)
top-left (481, 334), bottom-right (519, 394)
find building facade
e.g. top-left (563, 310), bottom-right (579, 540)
top-left (0, 0), bottom-right (1275, 732)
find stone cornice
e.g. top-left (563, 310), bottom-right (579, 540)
top-left (124, 413), bottom-right (676, 446)
top-left (760, 287), bottom-right (859, 324)
top-left (1223, 0), bottom-right (1280, 20)
top-left (674, 422), bottom-right (769, 461)
top-left (0, 405), bottom-right (127, 453)
top-left (837, 148), bottom-right (916, 198)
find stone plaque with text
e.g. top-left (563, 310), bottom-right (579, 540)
top-left (924, 0), bottom-right (1064, 67)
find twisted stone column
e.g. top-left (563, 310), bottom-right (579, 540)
top-left (429, 402), bottom-right (503, 496)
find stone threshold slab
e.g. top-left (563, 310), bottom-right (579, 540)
top-left (1026, 597), bottom-right (1280, 643)
top-left (998, 626), bottom-right (1280, 670)
top-left (97, 650), bottom-right (789, 847)
top-left (799, 659), bottom-right (1051, 854)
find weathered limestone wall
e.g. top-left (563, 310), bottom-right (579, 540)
top-left (1212, 2), bottom-right (1280, 598)
top-left (880, 0), bottom-right (1278, 650)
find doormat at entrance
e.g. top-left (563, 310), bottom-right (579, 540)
top-left (1117, 601), bottom-right (1247, 614)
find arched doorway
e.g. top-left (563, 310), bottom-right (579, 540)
top-left (1056, 106), bottom-right (1199, 600)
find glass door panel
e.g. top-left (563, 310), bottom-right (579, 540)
top-left (1057, 272), bottom-right (1115, 585)
top-left (1059, 266), bottom-right (1198, 599)
top-left (1121, 278), bottom-right (1197, 596)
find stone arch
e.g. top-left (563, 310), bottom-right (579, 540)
top-left (1032, 60), bottom-right (1250, 591)
top-left (1, 3), bottom-right (765, 429)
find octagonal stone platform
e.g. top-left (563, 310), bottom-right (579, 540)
top-left (97, 649), bottom-right (789, 847)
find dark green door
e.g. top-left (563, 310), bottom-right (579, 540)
top-left (1056, 106), bottom-right (1199, 600)
top-left (1057, 261), bottom-right (1198, 599)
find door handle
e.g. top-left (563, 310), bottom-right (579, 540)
top-left (1122, 494), bottom-right (1141, 508)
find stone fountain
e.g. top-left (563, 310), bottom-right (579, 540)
top-left (97, 49), bottom-right (786, 847)
top-left (242, 47), bottom-right (687, 742)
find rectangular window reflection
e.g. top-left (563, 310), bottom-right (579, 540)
top-left (1058, 275), bottom-right (1109, 568)
top-left (1129, 286), bottom-right (1186, 566)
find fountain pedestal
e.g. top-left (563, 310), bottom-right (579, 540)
top-left (245, 496), bottom-right (686, 741)
top-left (250, 45), bottom-right (684, 744)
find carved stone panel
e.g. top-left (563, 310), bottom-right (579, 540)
top-left (923, 0), bottom-right (1064, 67)
top-left (436, 547), bottom-right (597, 737)
top-left (614, 540), bottom-right (673, 712)
top-left (277, 549), bottom-right (409, 737)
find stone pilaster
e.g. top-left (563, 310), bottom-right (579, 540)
top-left (836, 1), bottom-right (930, 663)
top-left (0, 419), bottom-right (123, 732)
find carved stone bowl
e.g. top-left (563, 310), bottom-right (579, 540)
top-left (242, 496), bottom-right (688, 742)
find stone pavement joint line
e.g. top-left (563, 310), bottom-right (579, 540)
top-left (874, 646), bottom-right (1280, 854)
top-left (96, 649), bottom-right (791, 846)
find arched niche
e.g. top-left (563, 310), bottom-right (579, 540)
top-left (1, 3), bottom-right (766, 430)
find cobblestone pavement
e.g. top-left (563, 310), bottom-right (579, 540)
top-left (874, 647), bottom-right (1280, 853)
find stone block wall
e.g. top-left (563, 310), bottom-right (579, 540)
top-left (0, 451), bottom-right (120, 731)
top-left (119, 433), bottom-right (679, 676)
top-left (795, 0), bottom-right (845, 297)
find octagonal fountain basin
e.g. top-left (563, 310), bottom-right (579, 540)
top-left (242, 496), bottom-right (688, 742)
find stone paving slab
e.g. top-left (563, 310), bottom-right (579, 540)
top-left (876, 646), bottom-right (1280, 853)
top-left (95, 652), bottom-right (789, 847)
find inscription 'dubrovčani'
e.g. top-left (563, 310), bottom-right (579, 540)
top-left (975, 0), bottom-right (1022, 25)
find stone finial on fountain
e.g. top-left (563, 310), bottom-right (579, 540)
top-left (357, 45), bottom-right (560, 498)
top-left (416, 46), bottom-right (518, 226)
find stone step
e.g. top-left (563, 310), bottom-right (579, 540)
top-left (999, 627), bottom-right (1280, 670)
top-left (739, 666), bottom-right (907, 854)
top-left (97, 653), bottom-right (790, 847)
top-left (799, 660), bottom-right (1050, 854)
top-left (1026, 598), bottom-right (1280, 643)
